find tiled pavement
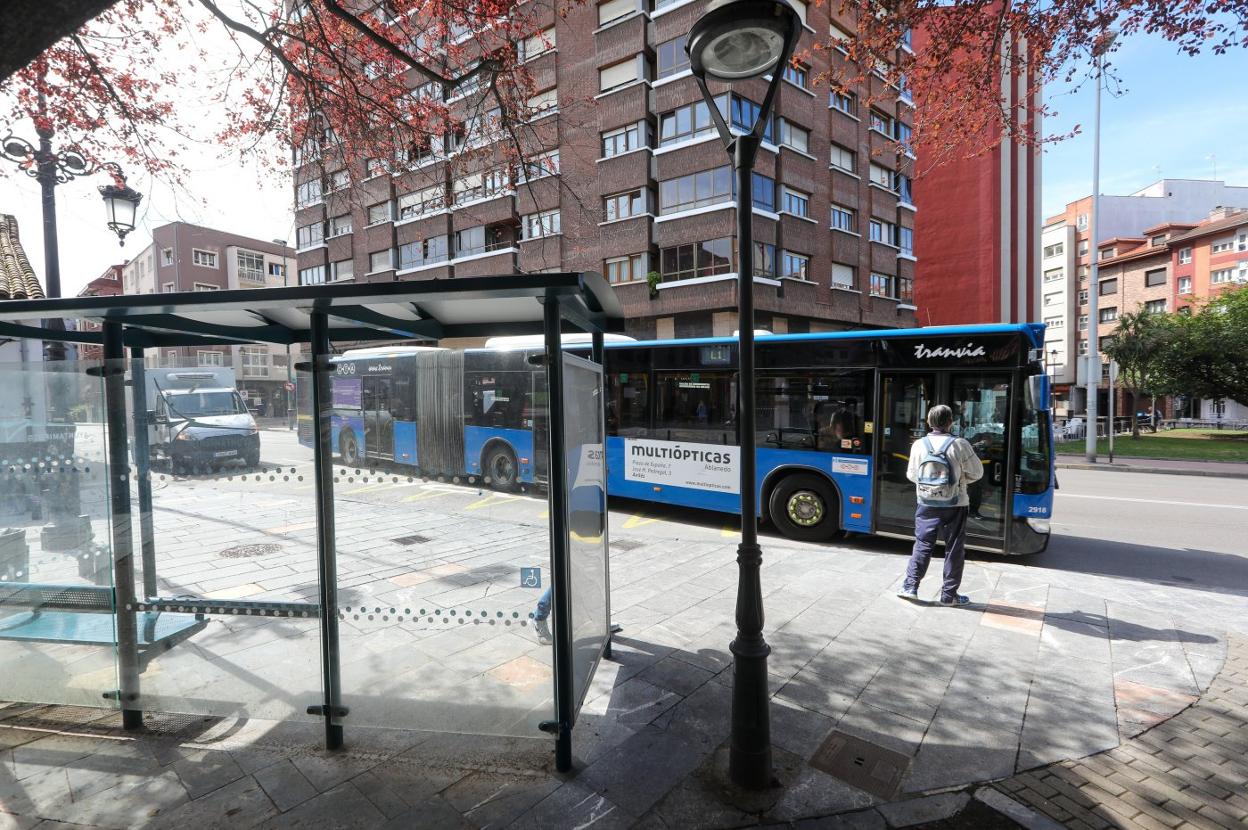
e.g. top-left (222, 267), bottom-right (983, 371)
top-left (990, 634), bottom-right (1248, 830)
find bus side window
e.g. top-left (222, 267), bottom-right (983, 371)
top-left (654, 370), bottom-right (734, 444)
top-left (813, 370), bottom-right (873, 455)
top-left (607, 371), bottom-right (649, 438)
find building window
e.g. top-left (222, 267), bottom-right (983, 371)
top-left (602, 123), bottom-right (644, 157)
top-left (1043, 242), bottom-right (1064, 258)
top-left (330, 259), bottom-right (353, 281)
top-left (240, 347), bottom-right (270, 374)
top-left (777, 119), bottom-right (809, 153)
top-left (899, 226), bottom-right (914, 256)
top-left (1078, 289), bottom-right (1088, 305)
top-left (454, 170), bottom-right (509, 205)
top-left (299, 265), bottom-right (326, 285)
top-left (1099, 278), bottom-right (1117, 295)
top-left (161, 248), bottom-right (173, 266)
top-left (894, 173), bottom-right (913, 203)
top-left (197, 350), bottom-right (224, 367)
top-left (782, 62), bottom-right (808, 88)
top-left (520, 27), bottom-right (555, 61)
top-left (659, 167), bottom-right (731, 215)
top-left (659, 238), bottom-right (733, 282)
top-left (295, 179), bottom-right (322, 208)
top-left (1211, 237), bottom-right (1235, 254)
top-left (1211, 267), bottom-right (1235, 284)
top-left (605, 254), bottom-right (645, 284)
top-left (1078, 240), bottom-right (1089, 256)
top-left (869, 219), bottom-right (898, 246)
top-left (1144, 268), bottom-right (1167, 287)
top-left (604, 189), bottom-right (646, 222)
top-left (1100, 335), bottom-right (1116, 352)
top-left (367, 201), bottom-right (392, 225)
top-left (829, 21), bottom-right (852, 50)
top-left (191, 249), bottom-right (218, 268)
top-left (1178, 276), bottom-right (1192, 294)
top-left (656, 36), bottom-right (689, 78)
top-left (327, 169), bottom-right (350, 192)
top-left (869, 109), bottom-right (894, 136)
top-left (1099, 306), bottom-right (1117, 323)
top-left (832, 263), bottom-right (855, 289)
top-left (520, 149), bottom-right (560, 180)
top-left (522, 210), bottom-right (561, 240)
top-left (869, 163), bottom-right (893, 189)
top-left (1078, 314), bottom-right (1088, 330)
top-left (399, 185), bottom-right (445, 217)
top-left (454, 225), bottom-right (509, 257)
top-left (329, 214), bottom-right (353, 237)
top-left (599, 58), bottom-right (640, 93)
top-left (162, 282), bottom-right (174, 293)
top-left (830, 204), bottom-right (856, 233)
top-left (829, 90), bottom-right (857, 116)
top-left (398, 236), bottom-right (449, 269)
top-left (1045, 316), bottom-right (1064, 329)
top-left (751, 173), bottom-right (776, 212)
top-left (1178, 247), bottom-right (1192, 264)
top-left (1144, 299), bottom-right (1166, 314)
top-left (830, 143), bottom-right (855, 174)
top-left (781, 252), bottom-right (809, 280)
top-left (237, 251), bottom-right (265, 282)
top-left (1077, 338), bottom-right (1088, 355)
top-left (268, 262), bottom-right (285, 278)
top-left (893, 121), bottom-right (913, 154)
top-left (296, 222), bottom-right (324, 249)
top-left (659, 100), bottom-right (716, 146)
top-left (1044, 292), bottom-right (1061, 307)
top-left (752, 242), bottom-right (776, 278)
top-left (597, 0), bottom-right (636, 26)
top-left (1076, 213), bottom-right (1088, 230)
top-left (870, 272), bottom-right (894, 298)
top-left (1150, 234), bottom-right (1166, 247)
top-left (1044, 267), bottom-right (1063, 282)
top-left (780, 187), bottom-right (809, 218)
top-left (368, 249), bottom-right (393, 272)
top-left (897, 276), bottom-right (914, 304)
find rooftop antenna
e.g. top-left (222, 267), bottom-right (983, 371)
top-left (1206, 153), bottom-right (1218, 180)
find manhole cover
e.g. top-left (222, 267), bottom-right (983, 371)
top-left (610, 538), bottom-right (644, 552)
top-left (219, 543), bottom-right (281, 559)
top-left (809, 731), bottom-right (910, 800)
top-left (391, 534), bottom-right (431, 546)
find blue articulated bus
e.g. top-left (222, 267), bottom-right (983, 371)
top-left (299, 323), bottom-right (1055, 555)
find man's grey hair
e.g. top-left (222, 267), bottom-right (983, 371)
top-left (927, 404), bottom-right (954, 431)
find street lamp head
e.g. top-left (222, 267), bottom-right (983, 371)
top-left (687, 0), bottom-right (801, 82)
top-left (99, 182), bottom-right (143, 247)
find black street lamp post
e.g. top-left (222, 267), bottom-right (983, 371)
top-left (687, 0), bottom-right (801, 791)
top-left (1, 123), bottom-right (142, 551)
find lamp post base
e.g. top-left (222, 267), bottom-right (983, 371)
top-left (728, 540), bottom-right (774, 790)
top-left (40, 515), bottom-right (94, 553)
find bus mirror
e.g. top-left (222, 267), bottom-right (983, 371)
top-left (764, 431), bottom-right (778, 445)
top-left (1028, 375), bottom-right (1050, 411)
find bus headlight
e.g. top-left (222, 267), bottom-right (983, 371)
top-left (1027, 518), bottom-right (1050, 535)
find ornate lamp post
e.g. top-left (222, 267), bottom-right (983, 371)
top-left (687, 0), bottom-right (801, 791)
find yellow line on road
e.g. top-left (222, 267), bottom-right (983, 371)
top-left (721, 524), bottom-right (740, 538)
top-left (622, 513), bottom-right (659, 529)
top-left (402, 490), bottom-right (451, 503)
top-left (466, 493), bottom-right (525, 510)
top-left (344, 480), bottom-right (421, 495)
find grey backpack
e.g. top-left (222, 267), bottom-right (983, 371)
top-left (915, 436), bottom-right (960, 507)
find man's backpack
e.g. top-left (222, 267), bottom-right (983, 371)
top-left (915, 435), bottom-right (960, 507)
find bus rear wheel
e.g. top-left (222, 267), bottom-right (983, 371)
top-left (340, 430), bottom-right (361, 466)
top-left (768, 474), bottom-right (839, 543)
top-left (485, 445), bottom-right (518, 491)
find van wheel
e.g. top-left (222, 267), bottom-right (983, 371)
top-left (484, 445), bottom-right (518, 491)
top-left (768, 474), bottom-right (839, 542)
top-left (340, 430), bottom-right (361, 466)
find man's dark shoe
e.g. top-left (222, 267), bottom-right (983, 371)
top-left (896, 588), bottom-right (919, 602)
top-left (939, 594), bottom-right (971, 607)
top-left (534, 617), bottom-right (553, 644)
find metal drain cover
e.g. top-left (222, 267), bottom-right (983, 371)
top-left (391, 534), bottom-right (431, 546)
top-left (219, 543), bottom-right (281, 559)
top-left (809, 731), bottom-right (910, 799)
top-left (610, 538), bottom-right (644, 551)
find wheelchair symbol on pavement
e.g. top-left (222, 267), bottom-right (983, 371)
top-left (520, 567), bottom-right (541, 588)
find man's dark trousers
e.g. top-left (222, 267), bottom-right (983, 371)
top-left (903, 504), bottom-right (969, 601)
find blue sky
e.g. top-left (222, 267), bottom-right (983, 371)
top-left (1041, 32), bottom-right (1248, 218)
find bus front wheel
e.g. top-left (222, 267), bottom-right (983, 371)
top-left (484, 444), bottom-right (518, 491)
top-left (768, 474), bottom-right (839, 543)
top-left (340, 430), bottom-right (361, 466)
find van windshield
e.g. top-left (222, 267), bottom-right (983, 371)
top-left (168, 391), bottom-right (246, 417)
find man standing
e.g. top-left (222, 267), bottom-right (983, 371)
top-left (897, 404), bottom-right (984, 606)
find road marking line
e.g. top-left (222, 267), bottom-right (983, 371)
top-left (344, 481), bottom-right (422, 495)
top-left (721, 524), bottom-right (740, 538)
top-left (466, 494), bottom-right (525, 510)
top-left (622, 513), bottom-right (659, 529)
top-left (402, 490), bottom-right (451, 503)
top-left (1056, 493), bottom-right (1248, 511)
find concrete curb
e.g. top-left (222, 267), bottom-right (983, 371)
top-left (1056, 460), bottom-right (1248, 479)
top-left (972, 787), bottom-right (1066, 830)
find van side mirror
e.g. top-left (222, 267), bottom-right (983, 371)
top-left (147, 410), bottom-right (166, 425)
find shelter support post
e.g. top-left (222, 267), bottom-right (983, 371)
top-left (309, 312), bottom-right (345, 749)
top-left (543, 298), bottom-right (575, 772)
top-left (129, 347), bottom-right (158, 598)
top-left (590, 331), bottom-right (615, 661)
top-left (102, 322), bottom-right (142, 728)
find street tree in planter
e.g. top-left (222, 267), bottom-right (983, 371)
top-left (1102, 308), bottom-right (1176, 437)
top-left (1157, 286), bottom-right (1248, 416)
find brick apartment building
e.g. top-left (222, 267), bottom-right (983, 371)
top-left (911, 25), bottom-right (1042, 327)
top-left (121, 222), bottom-right (298, 416)
top-left (1040, 179), bottom-right (1248, 416)
top-left (292, 0), bottom-right (918, 338)
top-left (73, 264), bottom-right (123, 361)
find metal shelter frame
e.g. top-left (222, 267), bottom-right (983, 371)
top-left (0, 273), bottom-right (623, 770)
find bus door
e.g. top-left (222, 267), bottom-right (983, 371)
top-left (530, 370), bottom-right (549, 481)
top-left (874, 372), bottom-right (936, 534)
top-left (362, 376), bottom-right (394, 461)
top-left (949, 373), bottom-right (1011, 546)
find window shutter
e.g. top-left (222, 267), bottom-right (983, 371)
top-left (599, 59), bottom-right (638, 92)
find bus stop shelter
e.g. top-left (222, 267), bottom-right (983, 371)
top-left (0, 273), bottom-right (622, 771)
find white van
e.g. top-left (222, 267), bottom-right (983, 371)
top-left (139, 368), bottom-right (260, 472)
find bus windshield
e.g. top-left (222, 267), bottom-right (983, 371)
top-left (1017, 376), bottom-right (1052, 494)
